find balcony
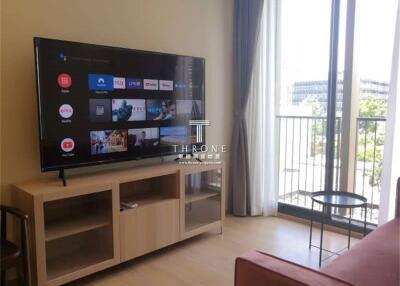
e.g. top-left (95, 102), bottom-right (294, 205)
top-left (277, 115), bottom-right (386, 225)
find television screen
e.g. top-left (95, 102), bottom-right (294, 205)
top-left (34, 38), bottom-right (205, 171)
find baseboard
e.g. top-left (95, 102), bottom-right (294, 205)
top-left (277, 212), bottom-right (364, 239)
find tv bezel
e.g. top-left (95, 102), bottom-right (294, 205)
top-left (34, 37), bottom-right (206, 172)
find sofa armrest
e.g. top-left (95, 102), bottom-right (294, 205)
top-left (235, 251), bottom-right (353, 286)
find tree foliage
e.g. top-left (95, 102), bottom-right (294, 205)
top-left (357, 96), bottom-right (386, 188)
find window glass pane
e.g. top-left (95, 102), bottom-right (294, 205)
top-left (277, 0), bottom-right (332, 208)
top-left (353, 0), bottom-right (397, 224)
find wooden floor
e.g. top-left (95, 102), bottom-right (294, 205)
top-left (68, 215), bottom-right (358, 286)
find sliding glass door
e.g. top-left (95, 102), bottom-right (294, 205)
top-left (276, 0), bottom-right (397, 226)
top-left (348, 0), bottom-right (397, 224)
top-left (277, 0), bottom-right (332, 209)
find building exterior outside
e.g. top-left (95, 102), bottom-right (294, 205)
top-left (291, 79), bottom-right (389, 114)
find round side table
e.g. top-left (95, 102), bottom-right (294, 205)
top-left (309, 191), bottom-right (368, 267)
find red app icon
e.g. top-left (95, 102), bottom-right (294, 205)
top-left (64, 142), bottom-right (72, 148)
top-left (61, 138), bottom-right (75, 152)
top-left (57, 73), bottom-right (72, 89)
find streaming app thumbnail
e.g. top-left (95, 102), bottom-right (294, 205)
top-left (89, 99), bottom-right (111, 123)
top-left (143, 79), bottom-right (159, 90)
top-left (88, 74), bottom-right (113, 91)
top-left (127, 78), bottom-right (143, 89)
top-left (128, 128), bottom-right (159, 150)
top-left (113, 77), bottom-right (126, 89)
top-left (176, 100), bottom-right (202, 119)
top-left (160, 126), bottom-right (194, 146)
top-left (146, 100), bottom-right (176, 120)
top-left (90, 130), bottom-right (128, 155)
top-left (159, 80), bottom-right (173, 91)
top-left (112, 99), bottom-right (145, 122)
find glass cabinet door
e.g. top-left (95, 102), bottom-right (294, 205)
top-left (184, 168), bottom-right (222, 232)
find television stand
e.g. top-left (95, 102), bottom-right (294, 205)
top-left (12, 163), bottom-right (225, 286)
top-left (58, 168), bottom-right (67, 186)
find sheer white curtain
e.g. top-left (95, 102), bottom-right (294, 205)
top-left (246, 0), bottom-right (278, 216)
top-left (379, 1), bottom-right (400, 225)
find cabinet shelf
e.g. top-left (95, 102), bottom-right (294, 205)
top-left (186, 219), bottom-right (208, 232)
top-left (121, 194), bottom-right (178, 211)
top-left (47, 243), bottom-right (112, 281)
top-left (185, 190), bottom-right (219, 204)
top-left (119, 173), bottom-right (179, 212)
top-left (45, 213), bottom-right (110, 242)
top-left (185, 216), bottom-right (220, 232)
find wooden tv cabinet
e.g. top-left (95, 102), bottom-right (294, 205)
top-left (12, 162), bottom-right (225, 286)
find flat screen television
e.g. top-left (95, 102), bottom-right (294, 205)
top-left (34, 37), bottom-right (205, 172)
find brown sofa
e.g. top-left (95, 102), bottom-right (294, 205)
top-left (235, 179), bottom-right (400, 286)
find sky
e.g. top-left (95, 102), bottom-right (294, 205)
top-left (280, 0), bottom-right (398, 83)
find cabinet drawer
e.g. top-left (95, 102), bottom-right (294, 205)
top-left (120, 199), bottom-right (180, 262)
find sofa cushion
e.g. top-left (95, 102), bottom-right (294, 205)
top-left (322, 218), bottom-right (400, 286)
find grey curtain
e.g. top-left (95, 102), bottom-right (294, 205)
top-left (229, 0), bottom-right (264, 216)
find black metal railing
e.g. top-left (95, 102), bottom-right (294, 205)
top-left (353, 117), bottom-right (386, 224)
top-left (277, 115), bottom-right (385, 224)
